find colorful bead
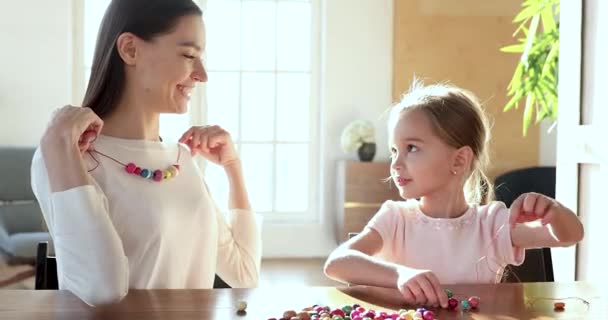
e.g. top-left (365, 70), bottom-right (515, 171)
top-left (461, 299), bottom-right (471, 311)
top-left (126, 163), bottom-right (136, 174)
top-left (422, 311), bottom-right (434, 320)
top-left (444, 289), bottom-right (453, 298)
top-left (153, 169), bottom-right (163, 182)
top-left (168, 165), bottom-right (179, 177)
top-left (448, 297), bottom-right (459, 310)
top-left (468, 296), bottom-right (480, 309)
top-left (554, 301), bottom-right (565, 311)
top-left (140, 169), bottom-right (150, 178)
top-left (164, 170), bottom-right (171, 179)
top-left (236, 300), bottom-right (247, 312)
top-left (134, 167), bottom-right (142, 175)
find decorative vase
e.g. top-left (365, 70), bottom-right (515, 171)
top-left (357, 142), bottom-right (376, 162)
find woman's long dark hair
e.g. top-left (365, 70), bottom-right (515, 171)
top-left (82, 0), bottom-right (202, 118)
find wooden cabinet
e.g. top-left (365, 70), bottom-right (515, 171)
top-left (335, 161), bottom-right (402, 242)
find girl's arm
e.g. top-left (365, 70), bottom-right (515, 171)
top-left (510, 192), bottom-right (584, 249)
top-left (324, 228), bottom-right (448, 308)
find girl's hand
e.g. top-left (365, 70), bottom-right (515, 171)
top-left (509, 192), bottom-right (561, 227)
top-left (42, 105), bottom-right (103, 154)
top-left (179, 125), bottom-right (239, 167)
top-left (397, 267), bottom-right (448, 308)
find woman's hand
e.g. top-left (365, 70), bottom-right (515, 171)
top-left (179, 125), bottom-right (239, 167)
top-left (41, 105), bottom-right (103, 154)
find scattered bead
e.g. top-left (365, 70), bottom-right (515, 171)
top-left (468, 296), bottom-right (480, 309)
top-left (554, 301), bottom-right (565, 311)
top-left (422, 310), bottom-right (434, 320)
top-left (448, 297), bottom-right (459, 310)
top-left (444, 289), bottom-right (453, 299)
top-left (235, 299), bottom-right (247, 313)
top-left (461, 300), bottom-right (471, 311)
top-left (284, 310), bottom-right (298, 318)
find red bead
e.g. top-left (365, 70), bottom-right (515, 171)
top-left (554, 302), bottom-right (565, 311)
top-left (126, 163), bottom-right (136, 174)
top-left (468, 296), bottom-right (480, 309)
top-left (134, 167), bottom-right (142, 175)
top-left (448, 297), bottom-right (459, 310)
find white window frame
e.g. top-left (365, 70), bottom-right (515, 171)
top-left (74, 0), bottom-right (322, 223)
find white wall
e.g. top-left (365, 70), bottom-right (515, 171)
top-left (0, 0), bottom-right (75, 146)
top-left (538, 121), bottom-right (557, 166)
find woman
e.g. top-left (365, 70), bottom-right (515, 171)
top-left (31, 0), bottom-right (260, 306)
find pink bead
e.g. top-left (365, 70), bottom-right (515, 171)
top-left (468, 296), bottom-right (480, 309)
top-left (153, 170), bottom-right (163, 182)
top-left (423, 310), bottom-right (435, 320)
top-left (125, 163), bottom-right (136, 174)
top-left (330, 309), bottom-right (345, 317)
top-left (134, 167), bottom-right (142, 175)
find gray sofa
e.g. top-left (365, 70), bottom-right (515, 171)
top-left (0, 147), bottom-right (51, 264)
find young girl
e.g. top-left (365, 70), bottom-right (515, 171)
top-left (324, 81), bottom-right (584, 309)
top-left (31, 0), bottom-right (260, 306)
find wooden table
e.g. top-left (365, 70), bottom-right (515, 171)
top-left (0, 283), bottom-right (605, 319)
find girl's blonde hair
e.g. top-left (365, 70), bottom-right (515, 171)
top-left (389, 80), bottom-right (493, 205)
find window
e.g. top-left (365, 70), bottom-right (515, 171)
top-left (81, 0), bottom-right (319, 221)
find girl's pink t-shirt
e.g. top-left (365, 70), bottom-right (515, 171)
top-left (366, 200), bottom-right (525, 284)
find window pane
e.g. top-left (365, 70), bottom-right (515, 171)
top-left (276, 144), bottom-right (308, 212)
top-left (241, 73), bottom-right (275, 141)
top-left (241, 144), bottom-right (273, 212)
top-left (84, 0), bottom-right (111, 68)
top-left (276, 73), bottom-right (310, 142)
top-left (277, 1), bottom-right (311, 71)
top-left (160, 113), bottom-right (190, 142)
top-left (205, 0), bottom-right (241, 70)
top-left (242, 0), bottom-right (276, 71)
top-left (206, 72), bottom-right (240, 139)
top-left (204, 162), bottom-right (230, 214)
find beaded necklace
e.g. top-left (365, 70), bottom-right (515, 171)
top-left (87, 144), bottom-right (181, 182)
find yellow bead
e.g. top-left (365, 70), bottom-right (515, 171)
top-left (168, 166), bottom-right (179, 178)
top-left (164, 170), bottom-right (172, 179)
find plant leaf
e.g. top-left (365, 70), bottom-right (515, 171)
top-left (523, 94), bottom-right (535, 136)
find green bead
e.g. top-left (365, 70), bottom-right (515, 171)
top-left (461, 300), bottom-right (471, 310)
top-left (445, 289), bottom-right (453, 298)
top-left (341, 305), bottom-right (353, 314)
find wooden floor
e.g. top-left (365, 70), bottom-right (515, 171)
top-left (1, 256), bottom-right (341, 289)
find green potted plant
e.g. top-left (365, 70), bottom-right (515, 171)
top-left (502, 0), bottom-right (560, 136)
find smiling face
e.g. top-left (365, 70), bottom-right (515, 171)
top-left (131, 14), bottom-right (207, 114)
top-left (389, 109), bottom-right (459, 200)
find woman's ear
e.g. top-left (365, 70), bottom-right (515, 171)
top-left (451, 146), bottom-right (474, 175)
top-left (116, 32), bottom-right (138, 66)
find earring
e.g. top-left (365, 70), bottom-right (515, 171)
top-left (451, 170), bottom-right (457, 175)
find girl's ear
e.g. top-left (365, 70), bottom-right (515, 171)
top-left (451, 146), bottom-right (474, 175)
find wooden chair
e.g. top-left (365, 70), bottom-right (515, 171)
top-left (494, 166), bottom-right (556, 282)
